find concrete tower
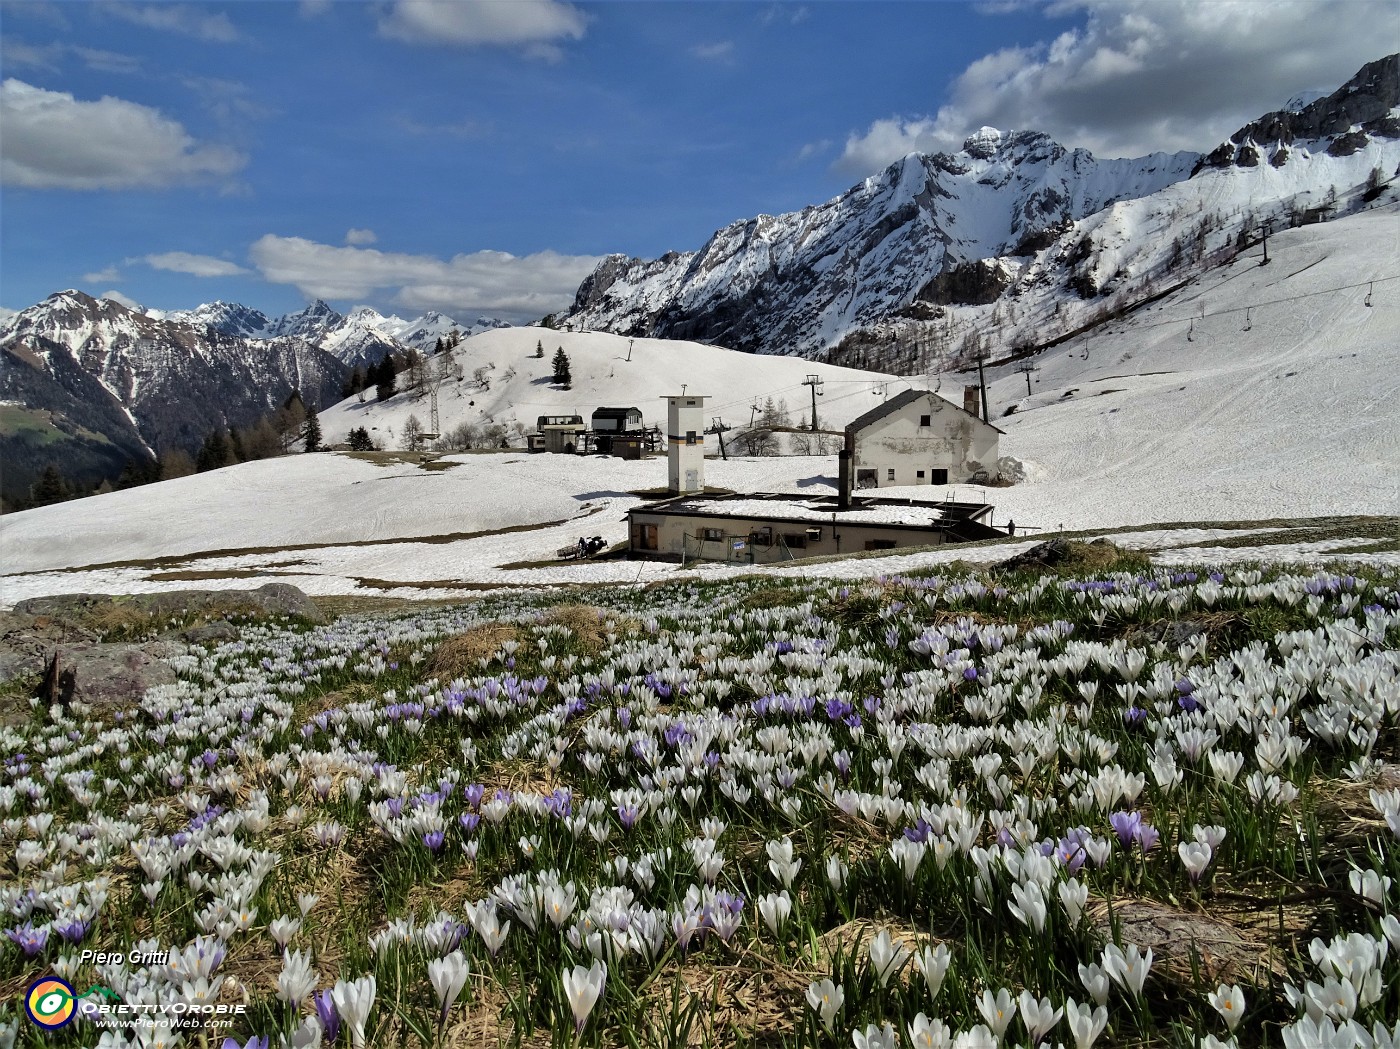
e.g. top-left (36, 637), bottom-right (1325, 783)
top-left (663, 393), bottom-right (708, 494)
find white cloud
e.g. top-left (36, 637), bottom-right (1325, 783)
top-left (100, 290), bottom-right (141, 309)
top-left (344, 228), bottom-right (377, 246)
top-left (378, 0), bottom-right (587, 52)
top-left (1, 40), bottom-right (62, 72)
top-left (106, 4), bottom-right (241, 43)
top-left (795, 139), bottom-right (832, 162)
top-left (144, 252), bottom-right (249, 278)
top-left (0, 40), bottom-right (141, 75)
top-left (835, 0), bottom-right (1397, 174)
top-left (249, 235), bottom-right (602, 322)
top-left (83, 265), bottom-right (123, 283)
top-left (759, 5), bottom-right (808, 26)
top-left (0, 306), bottom-right (19, 326)
top-left (692, 41), bottom-right (735, 62)
top-left (72, 46), bottom-right (143, 74)
top-left (0, 79), bottom-right (246, 190)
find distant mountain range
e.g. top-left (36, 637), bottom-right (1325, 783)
top-left (0, 292), bottom-right (508, 502)
top-left (557, 54), bottom-right (1399, 360)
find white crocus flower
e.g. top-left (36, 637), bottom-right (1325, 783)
top-left (1101, 942), bottom-right (1153, 997)
top-left (1208, 983), bottom-right (1246, 1032)
top-left (866, 929), bottom-right (910, 987)
top-left (1017, 989), bottom-right (1062, 1044)
top-left (913, 942), bottom-right (952, 1003)
top-left (826, 855), bottom-right (848, 891)
top-left (766, 837), bottom-right (802, 888)
top-left (1349, 867), bottom-right (1390, 907)
top-left (805, 979), bottom-right (843, 1034)
top-left (268, 915), bottom-right (301, 949)
top-left (907, 1013), bottom-right (952, 1049)
top-left (1064, 996), bottom-right (1108, 1049)
top-left (1077, 961), bottom-right (1110, 1007)
top-left (852, 1021), bottom-right (897, 1049)
top-left (1008, 880), bottom-right (1047, 933)
top-left (276, 949), bottom-right (317, 1007)
top-left (1178, 840), bottom-right (1213, 882)
top-left (330, 974), bottom-right (376, 1049)
top-left (757, 891), bottom-right (792, 936)
top-left (427, 950), bottom-right (470, 1021)
top-left (976, 987), bottom-right (1015, 1038)
top-left (1058, 877), bottom-right (1088, 926)
top-left (561, 960), bottom-right (606, 1032)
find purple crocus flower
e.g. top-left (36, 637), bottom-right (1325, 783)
top-left (55, 919), bottom-right (90, 944)
top-left (314, 990), bottom-right (340, 1043)
top-left (221, 1038), bottom-right (269, 1049)
top-left (903, 819), bottom-right (933, 844)
top-left (1134, 823), bottom-right (1160, 851)
top-left (1109, 811), bottom-right (1141, 848)
top-left (5, 922), bottom-right (47, 957)
top-left (423, 830), bottom-right (445, 852)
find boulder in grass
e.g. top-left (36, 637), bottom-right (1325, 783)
top-left (0, 611), bottom-right (100, 684)
top-left (39, 642), bottom-right (178, 716)
top-left (14, 582), bottom-right (325, 632)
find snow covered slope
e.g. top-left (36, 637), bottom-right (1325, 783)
top-left (1, 205), bottom-right (1395, 603)
top-left (319, 327), bottom-right (908, 448)
top-left (941, 204), bottom-right (1400, 530)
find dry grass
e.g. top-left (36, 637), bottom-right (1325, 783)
top-left (1088, 896), bottom-right (1288, 986)
top-left (428, 624), bottom-right (520, 678)
top-left (540, 604), bottom-right (642, 653)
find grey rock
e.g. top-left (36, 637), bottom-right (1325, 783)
top-left (15, 582), bottom-right (324, 626)
top-left (0, 611), bottom-right (99, 684)
top-left (179, 620), bottom-right (240, 644)
top-left (42, 642), bottom-right (178, 715)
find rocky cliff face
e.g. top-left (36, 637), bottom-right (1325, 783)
top-left (1195, 54), bottom-right (1400, 171)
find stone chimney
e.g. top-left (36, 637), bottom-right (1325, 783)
top-left (963, 384), bottom-right (981, 416)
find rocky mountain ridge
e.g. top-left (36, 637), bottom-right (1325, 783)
top-left (0, 291), bottom-right (349, 500)
top-left (558, 55), bottom-right (1400, 362)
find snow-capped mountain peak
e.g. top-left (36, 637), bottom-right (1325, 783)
top-left (267, 299), bottom-right (345, 342)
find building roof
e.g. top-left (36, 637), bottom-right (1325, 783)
top-left (629, 491), bottom-right (995, 529)
top-left (844, 388), bottom-right (1005, 436)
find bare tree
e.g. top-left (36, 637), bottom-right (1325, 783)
top-left (403, 414), bottom-right (425, 451)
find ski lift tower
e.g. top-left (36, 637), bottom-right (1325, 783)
top-left (418, 386), bottom-right (441, 443)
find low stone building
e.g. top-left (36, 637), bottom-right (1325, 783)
top-left (838, 389), bottom-right (1002, 505)
top-left (627, 492), bottom-right (1002, 564)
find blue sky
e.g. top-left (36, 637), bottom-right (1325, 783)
top-left (1, 1), bottom-right (1392, 323)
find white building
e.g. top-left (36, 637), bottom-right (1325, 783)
top-left (663, 394), bottom-right (707, 494)
top-left (838, 388), bottom-right (1002, 505)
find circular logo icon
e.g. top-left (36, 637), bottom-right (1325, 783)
top-left (26, 977), bottom-right (77, 1029)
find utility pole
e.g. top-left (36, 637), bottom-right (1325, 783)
top-left (1016, 361), bottom-right (1038, 396)
top-left (710, 417), bottom-right (729, 460)
top-left (1260, 220), bottom-right (1271, 266)
top-left (975, 349), bottom-right (990, 423)
top-left (749, 403), bottom-right (761, 427)
top-left (626, 339), bottom-right (633, 362)
top-left (802, 374), bottom-right (823, 431)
